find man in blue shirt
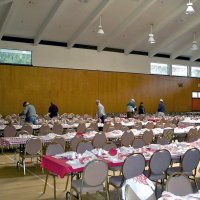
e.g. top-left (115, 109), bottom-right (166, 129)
top-left (157, 99), bottom-right (165, 117)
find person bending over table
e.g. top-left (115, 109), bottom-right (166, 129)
top-left (19, 101), bottom-right (37, 125)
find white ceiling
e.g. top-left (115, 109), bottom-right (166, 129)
top-left (1, 0), bottom-right (200, 61)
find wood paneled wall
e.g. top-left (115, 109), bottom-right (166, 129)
top-left (0, 65), bottom-right (199, 116)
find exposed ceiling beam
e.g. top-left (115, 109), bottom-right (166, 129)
top-left (34, 0), bottom-right (64, 45)
top-left (124, 1), bottom-right (196, 55)
top-left (149, 17), bottom-right (200, 57)
top-left (0, 1), bottom-right (16, 40)
top-left (191, 50), bottom-right (200, 62)
top-left (67, 0), bottom-right (114, 49)
top-left (0, 0), bottom-right (13, 6)
top-left (97, 0), bottom-right (157, 52)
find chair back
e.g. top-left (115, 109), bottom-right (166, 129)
top-left (83, 160), bottom-right (108, 187)
top-left (187, 128), bottom-right (198, 142)
top-left (76, 141), bottom-right (94, 154)
top-left (89, 122), bottom-right (98, 132)
top-left (45, 143), bottom-right (64, 155)
top-left (121, 131), bottom-right (134, 147)
top-left (166, 172), bottom-right (193, 196)
top-left (156, 137), bottom-right (169, 145)
top-left (132, 138), bottom-right (145, 149)
top-left (103, 123), bottom-right (110, 132)
top-left (123, 153), bottom-right (145, 179)
top-left (182, 148), bottom-right (200, 173)
top-left (21, 123), bottom-right (33, 135)
top-left (143, 130), bottom-right (154, 145)
top-left (92, 133), bottom-right (107, 148)
top-left (52, 136), bottom-right (66, 149)
top-left (85, 127), bottom-right (95, 133)
top-left (145, 122), bottom-right (154, 129)
top-left (103, 142), bottom-right (117, 151)
top-left (52, 124), bottom-right (63, 135)
top-left (25, 138), bottom-right (42, 155)
top-left (163, 128), bottom-right (174, 143)
top-left (38, 124), bottom-right (51, 136)
top-left (3, 124), bottom-right (16, 137)
top-left (149, 149), bottom-right (171, 174)
top-left (133, 122), bottom-right (142, 130)
top-left (70, 136), bottom-right (84, 151)
top-left (77, 123), bottom-right (86, 133)
top-left (114, 123), bottom-right (123, 130)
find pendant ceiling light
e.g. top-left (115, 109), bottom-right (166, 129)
top-left (97, 16), bottom-right (104, 35)
top-left (186, 0), bottom-right (195, 15)
top-left (148, 24), bottom-right (156, 44)
top-left (191, 32), bottom-right (198, 51)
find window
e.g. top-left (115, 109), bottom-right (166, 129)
top-left (172, 64), bottom-right (187, 77)
top-left (0, 48), bottom-right (32, 65)
top-left (191, 66), bottom-right (200, 78)
top-left (150, 63), bottom-right (168, 75)
top-left (192, 91), bottom-right (200, 98)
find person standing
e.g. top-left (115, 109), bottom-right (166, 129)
top-left (157, 99), bottom-right (165, 117)
top-left (48, 102), bottom-right (58, 118)
top-left (138, 102), bottom-right (145, 114)
top-left (96, 100), bottom-right (106, 123)
top-left (127, 99), bottom-right (137, 118)
top-left (19, 101), bottom-right (37, 124)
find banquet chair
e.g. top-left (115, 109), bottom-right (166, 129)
top-left (17, 137), bottom-right (42, 175)
top-left (70, 159), bottom-right (109, 200)
top-left (38, 124), bottom-right (51, 136)
top-left (133, 122), bottom-right (142, 130)
top-left (103, 123), bottom-right (110, 132)
top-left (163, 128), bottom-right (174, 143)
top-left (186, 128), bottom-right (198, 142)
top-left (21, 123), bottom-right (33, 135)
top-left (145, 122), bottom-right (154, 130)
top-left (107, 126), bottom-right (115, 132)
top-left (77, 123), bottom-right (86, 133)
top-left (114, 123), bottom-right (123, 130)
top-left (132, 138), bottom-right (145, 149)
top-left (92, 133), bottom-right (107, 149)
top-left (102, 141), bottom-right (117, 151)
top-left (52, 123), bottom-right (63, 135)
top-left (70, 136), bottom-right (84, 151)
top-left (142, 130), bottom-right (154, 145)
top-left (156, 137), bottom-right (169, 145)
top-left (76, 141), bottom-right (94, 154)
top-left (3, 124), bottom-right (16, 137)
top-left (89, 122), bottom-right (99, 132)
top-left (109, 153), bottom-right (146, 200)
top-left (167, 148), bottom-right (200, 189)
top-left (52, 136), bottom-right (66, 150)
top-left (166, 172), bottom-right (193, 196)
top-left (85, 127), bottom-right (95, 133)
top-left (144, 149), bottom-right (171, 194)
top-left (125, 184), bottom-right (156, 200)
top-left (43, 143), bottom-right (66, 199)
top-left (121, 131), bottom-right (134, 147)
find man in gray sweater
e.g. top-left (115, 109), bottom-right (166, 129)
top-left (20, 101), bottom-right (37, 124)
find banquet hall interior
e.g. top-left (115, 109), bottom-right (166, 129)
top-left (1, 0), bottom-right (200, 199)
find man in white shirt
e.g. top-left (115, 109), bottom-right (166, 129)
top-left (96, 100), bottom-right (106, 123)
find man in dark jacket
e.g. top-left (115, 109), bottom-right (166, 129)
top-left (48, 102), bottom-right (58, 118)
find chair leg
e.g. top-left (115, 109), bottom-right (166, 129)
top-left (65, 175), bottom-right (70, 191)
top-left (117, 188), bottom-right (120, 200)
top-left (106, 181), bottom-right (110, 200)
top-left (194, 177), bottom-right (199, 190)
top-left (23, 160), bottom-right (26, 175)
top-left (43, 172), bottom-right (49, 194)
top-left (53, 176), bottom-right (56, 199)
